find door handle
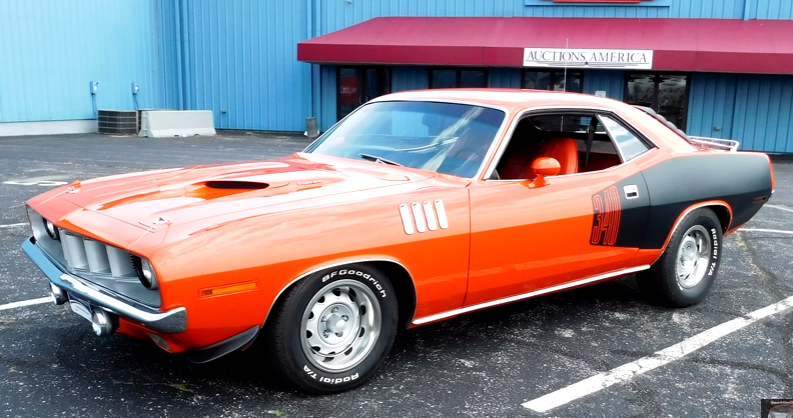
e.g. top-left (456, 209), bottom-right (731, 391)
top-left (623, 185), bottom-right (639, 199)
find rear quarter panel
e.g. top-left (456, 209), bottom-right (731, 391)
top-left (640, 151), bottom-right (773, 250)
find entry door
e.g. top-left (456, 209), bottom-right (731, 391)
top-left (337, 67), bottom-right (391, 120)
top-left (465, 166), bottom-right (650, 307)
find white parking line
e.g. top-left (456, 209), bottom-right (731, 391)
top-left (0, 223), bottom-right (28, 229)
top-left (523, 295), bottom-right (793, 413)
top-left (739, 228), bottom-right (793, 235)
top-left (765, 204), bottom-right (793, 214)
top-left (0, 297), bottom-right (52, 311)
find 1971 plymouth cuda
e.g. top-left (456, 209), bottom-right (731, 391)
top-left (21, 89), bottom-right (774, 393)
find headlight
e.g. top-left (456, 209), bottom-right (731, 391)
top-left (43, 218), bottom-right (60, 240)
top-left (133, 256), bottom-right (158, 289)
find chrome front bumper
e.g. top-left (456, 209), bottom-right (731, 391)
top-left (21, 237), bottom-right (187, 333)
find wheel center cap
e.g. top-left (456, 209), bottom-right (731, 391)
top-left (326, 314), bottom-right (348, 333)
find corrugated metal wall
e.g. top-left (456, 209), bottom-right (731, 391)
top-left (732, 75), bottom-right (793, 153)
top-left (180, 0), bottom-right (311, 131)
top-left (583, 70), bottom-right (625, 100)
top-left (688, 73), bottom-right (793, 153)
top-left (0, 0), bottom-right (175, 123)
top-left (393, 67), bottom-right (430, 92)
top-left (320, 66), bottom-right (337, 132)
top-left (687, 74), bottom-right (738, 139)
top-left (319, 0), bottom-right (792, 33)
top-left (488, 69), bottom-right (522, 89)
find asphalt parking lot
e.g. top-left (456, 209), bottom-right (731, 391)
top-left (1, 132), bottom-right (792, 417)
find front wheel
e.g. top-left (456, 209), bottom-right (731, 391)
top-left (265, 264), bottom-right (398, 394)
top-left (637, 208), bottom-right (723, 308)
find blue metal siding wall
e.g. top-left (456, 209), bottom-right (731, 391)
top-left (319, 0), bottom-right (791, 34)
top-left (687, 73), bottom-right (738, 139)
top-left (583, 70), bottom-right (625, 100)
top-left (320, 66), bottom-right (337, 132)
top-left (746, 0), bottom-right (793, 19)
top-left (0, 0), bottom-right (175, 123)
top-left (732, 75), bottom-right (793, 153)
top-left (155, 0), bottom-right (183, 110)
top-left (392, 67), bottom-right (430, 92)
top-left (489, 69), bottom-right (522, 88)
top-left (181, 0), bottom-right (311, 131)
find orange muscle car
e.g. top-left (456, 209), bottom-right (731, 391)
top-left (22, 90), bottom-right (774, 393)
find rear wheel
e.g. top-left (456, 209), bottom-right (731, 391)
top-left (265, 264), bottom-right (398, 394)
top-left (637, 208), bottom-right (722, 308)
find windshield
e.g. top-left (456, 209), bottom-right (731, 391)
top-left (306, 101), bottom-right (505, 178)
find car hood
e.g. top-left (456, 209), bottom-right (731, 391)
top-left (45, 153), bottom-right (435, 230)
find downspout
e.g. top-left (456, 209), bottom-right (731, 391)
top-left (310, 0), bottom-right (323, 129)
top-left (743, 0), bottom-right (753, 21)
top-left (306, 0), bottom-right (315, 118)
top-left (174, 0), bottom-right (184, 110)
top-left (179, 0), bottom-right (191, 109)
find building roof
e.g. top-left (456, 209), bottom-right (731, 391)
top-left (298, 17), bottom-right (793, 74)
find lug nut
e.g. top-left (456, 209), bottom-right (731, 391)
top-left (320, 316), bottom-right (326, 322)
top-left (336, 332), bottom-right (343, 337)
top-left (342, 315), bottom-right (349, 321)
top-left (331, 307), bottom-right (339, 313)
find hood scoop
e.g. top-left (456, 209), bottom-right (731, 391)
top-left (205, 180), bottom-right (270, 190)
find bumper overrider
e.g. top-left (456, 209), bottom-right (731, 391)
top-left (21, 237), bottom-right (187, 334)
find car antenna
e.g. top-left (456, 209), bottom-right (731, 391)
top-left (563, 38), bottom-right (569, 93)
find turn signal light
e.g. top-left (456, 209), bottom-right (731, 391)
top-left (199, 281), bottom-right (257, 298)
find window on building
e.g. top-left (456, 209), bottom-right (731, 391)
top-left (522, 70), bottom-right (583, 93)
top-left (337, 67), bottom-right (391, 120)
top-left (625, 73), bottom-right (689, 131)
top-left (430, 68), bottom-right (488, 89)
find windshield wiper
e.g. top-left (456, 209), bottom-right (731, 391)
top-left (359, 153), bottom-right (403, 166)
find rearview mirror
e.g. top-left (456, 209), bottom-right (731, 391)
top-left (529, 157), bottom-right (560, 189)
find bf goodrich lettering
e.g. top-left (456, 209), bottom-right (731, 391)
top-left (303, 365), bottom-right (360, 384)
top-left (320, 269), bottom-right (387, 298)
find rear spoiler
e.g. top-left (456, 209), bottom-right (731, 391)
top-left (633, 106), bottom-right (740, 152)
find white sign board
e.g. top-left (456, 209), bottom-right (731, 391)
top-left (524, 48), bottom-right (653, 70)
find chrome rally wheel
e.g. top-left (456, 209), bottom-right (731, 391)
top-left (265, 264), bottom-right (398, 394)
top-left (675, 225), bottom-right (711, 289)
top-left (637, 208), bottom-right (722, 308)
top-left (300, 279), bottom-right (382, 373)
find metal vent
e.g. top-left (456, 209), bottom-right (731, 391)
top-left (97, 109), bottom-right (138, 135)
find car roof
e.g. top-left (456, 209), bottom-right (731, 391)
top-left (370, 88), bottom-right (633, 113)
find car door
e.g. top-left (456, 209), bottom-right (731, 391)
top-left (463, 111), bottom-right (653, 307)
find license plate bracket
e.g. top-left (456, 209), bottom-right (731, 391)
top-left (68, 293), bottom-right (93, 322)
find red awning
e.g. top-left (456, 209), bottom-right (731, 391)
top-left (297, 17), bottom-right (793, 74)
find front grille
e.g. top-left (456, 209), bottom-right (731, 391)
top-left (60, 232), bottom-right (135, 278)
top-left (28, 210), bottom-right (161, 307)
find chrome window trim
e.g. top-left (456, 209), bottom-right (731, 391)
top-left (597, 114), bottom-right (628, 163)
top-left (481, 105), bottom-right (660, 181)
top-left (303, 98), bottom-right (511, 181)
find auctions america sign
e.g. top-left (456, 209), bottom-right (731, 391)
top-left (523, 48), bottom-right (653, 70)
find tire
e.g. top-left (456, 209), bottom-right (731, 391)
top-left (264, 264), bottom-right (398, 394)
top-left (637, 208), bottom-right (723, 308)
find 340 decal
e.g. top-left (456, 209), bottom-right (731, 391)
top-left (591, 186), bottom-right (622, 246)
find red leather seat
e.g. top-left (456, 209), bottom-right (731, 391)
top-left (499, 137), bottom-right (579, 180)
top-left (521, 137), bottom-right (579, 179)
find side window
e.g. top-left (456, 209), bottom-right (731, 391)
top-left (597, 115), bottom-right (651, 161)
top-left (492, 112), bottom-right (624, 180)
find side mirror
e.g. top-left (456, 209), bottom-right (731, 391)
top-left (529, 157), bottom-right (560, 189)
